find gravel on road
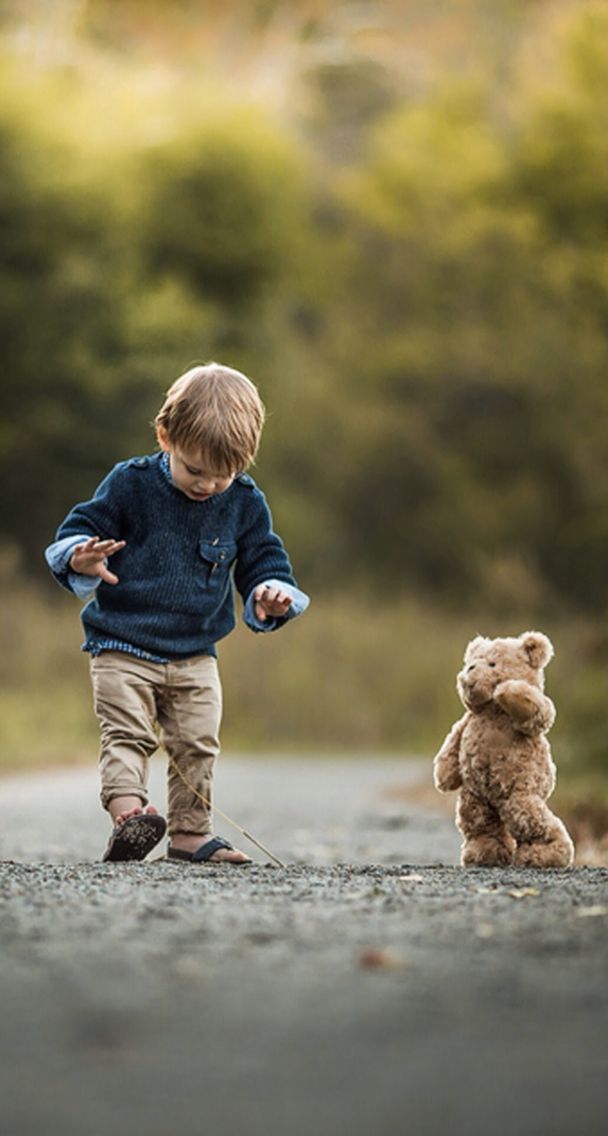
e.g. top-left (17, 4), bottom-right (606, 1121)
top-left (0, 756), bottom-right (606, 1136)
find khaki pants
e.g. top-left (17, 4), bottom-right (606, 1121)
top-left (90, 651), bottom-right (222, 837)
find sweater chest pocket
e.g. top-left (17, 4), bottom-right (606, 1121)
top-left (198, 538), bottom-right (237, 589)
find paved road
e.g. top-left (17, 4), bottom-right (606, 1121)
top-left (0, 756), bottom-right (606, 1136)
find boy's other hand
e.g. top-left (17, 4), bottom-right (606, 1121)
top-left (69, 537), bottom-right (126, 585)
top-left (254, 584), bottom-right (293, 622)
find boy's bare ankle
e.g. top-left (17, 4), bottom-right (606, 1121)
top-left (170, 832), bottom-right (211, 852)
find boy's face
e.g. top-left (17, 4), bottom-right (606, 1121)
top-left (157, 429), bottom-right (236, 501)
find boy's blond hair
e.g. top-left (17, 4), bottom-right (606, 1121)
top-left (155, 363), bottom-right (266, 473)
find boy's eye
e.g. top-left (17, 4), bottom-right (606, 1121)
top-left (183, 461), bottom-right (233, 480)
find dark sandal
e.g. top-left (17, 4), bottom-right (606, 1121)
top-left (102, 813), bottom-right (167, 862)
top-left (167, 836), bottom-right (252, 865)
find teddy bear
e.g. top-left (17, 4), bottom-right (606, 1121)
top-left (433, 630), bottom-right (574, 868)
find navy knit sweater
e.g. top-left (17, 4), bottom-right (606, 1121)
top-left (47, 453), bottom-right (301, 659)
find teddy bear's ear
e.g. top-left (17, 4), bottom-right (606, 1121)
top-left (519, 630), bottom-right (554, 669)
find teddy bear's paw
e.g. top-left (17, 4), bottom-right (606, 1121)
top-left (461, 836), bottom-right (515, 868)
top-left (514, 834), bottom-right (574, 869)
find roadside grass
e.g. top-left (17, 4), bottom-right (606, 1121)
top-left (1, 573), bottom-right (606, 861)
top-left (0, 575), bottom-right (477, 769)
top-left (552, 777), bottom-right (608, 866)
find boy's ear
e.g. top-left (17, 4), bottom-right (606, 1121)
top-left (156, 425), bottom-right (170, 452)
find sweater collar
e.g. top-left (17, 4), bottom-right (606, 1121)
top-left (159, 451), bottom-right (171, 482)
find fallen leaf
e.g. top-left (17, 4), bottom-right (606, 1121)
top-left (398, 874), bottom-right (424, 883)
top-left (358, 948), bottom-right (408, 970)
top-left (577, 905), bottom-right (608, 918)
top-left (508, 888), bottom-right (541, 899)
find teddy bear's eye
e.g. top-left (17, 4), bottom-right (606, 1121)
top-left (488, 662), bottom-right (496, 668)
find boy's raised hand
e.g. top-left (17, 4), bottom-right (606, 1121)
top-left (69, 537), bottom-right (126, 585)
top-left (253, 583), bottom-right (293, 622)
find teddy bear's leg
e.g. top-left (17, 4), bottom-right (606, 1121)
top-left (457, 791), bottom-right (517, 867)
top-left (499, 793), bottom-right (574, 868)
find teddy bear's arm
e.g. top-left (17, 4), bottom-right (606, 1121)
top-left (433, 714), bottom-right (468, 791)
top-left (494, 680), bottom-right (556, 736)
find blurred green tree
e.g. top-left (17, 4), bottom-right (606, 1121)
top-left (137, 109), bottom-right (307, 307)
top-left (1, 2), bottom-right (608, 620)
top-left (0, 104), bottom-right (138, 561)
top-left (313, 20), bottom-right (608, 611)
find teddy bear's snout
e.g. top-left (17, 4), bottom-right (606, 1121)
top-left (458, 664), bottom-right (492, 707)
top-left (458, 669), bottom-right (476, 695)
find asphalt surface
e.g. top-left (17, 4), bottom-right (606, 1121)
top-left (0, 756), bottom-right (606, 1136)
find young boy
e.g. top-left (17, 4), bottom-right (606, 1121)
top-left (45, 363), bottom-right (309, 865)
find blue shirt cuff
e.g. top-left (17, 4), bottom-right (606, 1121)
top-left (243, 579), bottom-right (310, 633)
top-left (45, 535), bottom-right (102, 598)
